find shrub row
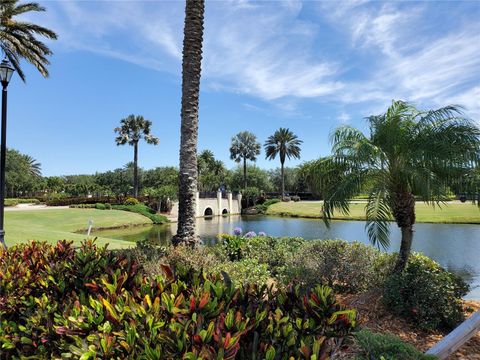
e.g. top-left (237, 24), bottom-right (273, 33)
top-left (0, 240), bottom-right (356, 359)
top-left (70, 203), bottom-right (112, 210)
top-left (111, 204), bottom-right (168, 224)
top-left (69, 202), bottom-right (167, 224)
top-left (46, 196), bottom-right (151, 207)
top-left (4, 198), bottom-right (41, 207)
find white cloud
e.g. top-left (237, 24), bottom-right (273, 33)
top-left (319, 1), bottom-right (480, 117)
top-left (45, 0), bottom-right (342, 101)
top-left (38, 0), bottom-right (479, 117)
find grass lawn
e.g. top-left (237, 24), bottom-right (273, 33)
top-left (5, 208), bottom-right (153, 248)
top-left (267, 200), bottom-right (480, 224)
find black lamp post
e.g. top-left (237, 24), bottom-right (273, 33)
top-left (0, 58), bottom-right (15, 249)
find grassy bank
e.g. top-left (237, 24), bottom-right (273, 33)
top-left (4, 208), bottom-right (153, 248)
top-left (267, 200), bottom-right (480, 224)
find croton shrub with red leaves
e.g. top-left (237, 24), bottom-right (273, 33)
top-left (0, 240), bottom-right (356, 359)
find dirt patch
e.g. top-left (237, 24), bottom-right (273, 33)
top-left (336, 291), bottom-right (480, 359)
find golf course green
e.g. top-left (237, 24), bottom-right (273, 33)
top-left (4, 208), bottom-right (152, 248)
top-left (267, 201), bottom-right (480, 223)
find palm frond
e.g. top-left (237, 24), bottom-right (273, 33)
top-left (229, 131), bottom-right (261, 162)
top-left (0, 0), bottom-right (57, 81)
top-left (365, 189), bottom-right (392, 249)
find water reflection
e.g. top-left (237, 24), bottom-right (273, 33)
top-left (94, 215), bottom-right (480, 299)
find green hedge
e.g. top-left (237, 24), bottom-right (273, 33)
top-left (46, 196), bottom-right (150, 207)
top-left (112, 204), bottom-right (167, 224)
top-left (4, 198), bottom-right (41, 207)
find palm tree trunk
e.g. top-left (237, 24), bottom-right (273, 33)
top-left (392, 191), bottom-right (416, 273)
top-left (133, 141), bottom-right (138, 198)
top-left (243, 157), bottom-right (247, 190)
top-left (281, 161), bottom-right (285, 201)
top-left (172, 0), bottom-right (205, 247)
top-left (394, 226), bottom-right (414, 273)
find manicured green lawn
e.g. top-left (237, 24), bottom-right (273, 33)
top-left (5, 208), bottom-right (153, 248)
top-left (267, 201), bottom-right (480, 224)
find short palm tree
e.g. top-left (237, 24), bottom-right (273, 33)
top-left (230, 131), bottom-right (261, 190)
top-left (114, 115), bottom-right (159, 198)
top-left (0, 0), bottom-right (57, 81)
top-left (312, 101), bottom-right (480, 272)
top-left (264, 128), bottom-right (302, 199)
top-left (172, 0), bottom-right (205, 247)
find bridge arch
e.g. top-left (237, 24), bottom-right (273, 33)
top-left (222, 209), bottom-right (228, 215)
top-left (204, 207), bottom-right (214, 216)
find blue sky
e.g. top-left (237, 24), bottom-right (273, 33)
top-left (7, 0), bottom-right (480, 176)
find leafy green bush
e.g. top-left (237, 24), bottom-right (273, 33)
top-left (213, 258), bottom-right (271, 288)
top-left (244, 236), bottom-right (305, 277)
top-left (112, 204), bottom-right (167, 224)
top-left (217, 233), bottom-right (305, 276)
top-left (104, 203), bottom-right (112, 210)
top-left (255, 198), bottom-right (280, 214)
top-left (46, 195), bottom-right (117, 206)
top-left (95, 203), bottom-right (106, 210)
top-left (383, 253), bottom-right (468, 330)
top-left (4, 198), bottom-right (18, 207)
top-left (354, 329), bottom-right (437, 360)
top-left (158, 244), bottom-right (223, 276)
top-left (283, 240), bottom-right (391, 293)
top-left (124, 197), bottom-right (140, 205)
top-left (69, 204), bottom-right (96, 209)
top-left (5, 198), bottom-right (41, 206)
top-left (0, 240), bottom-right (357, 359)
top-left (242, 186), bottom-right (261, 207)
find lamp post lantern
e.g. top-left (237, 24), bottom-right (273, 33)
top-left (0, 58), bottom-right (15, 249)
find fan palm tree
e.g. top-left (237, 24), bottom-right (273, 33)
top-left (230, 131), bottom-right (261, 190)
top-left (23, 153), bottom-right (40, 177)
top-left (311, 101), bottom-right (480, 272)
top-left (264, 128), bottom-right (302, 199)
top-left (114, 115), bottom-right (159, 198)
top-left (172, 0), bottom-right (205, 247)
top-left (0, 0), bottom-right (57, 81)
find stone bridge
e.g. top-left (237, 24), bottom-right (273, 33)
top-left (168, 191), bottom-right (242, 220)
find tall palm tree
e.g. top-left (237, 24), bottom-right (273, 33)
top-left (23, 153), bottom-right (40, 177)
top-left (0, 0), bottom-right (57, 81)
top-left (264, 128), bottom-right (302, 199)
top-left (114, 115), bottom-right (159, 198)
top-left (172, 0), bottom-right (205, 247)
top-left (310, 101), bottom-right (480, 272)
top-left (230, 131), bottom-right (261, 190)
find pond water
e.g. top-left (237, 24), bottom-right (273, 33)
top-left (95, 215), bottom-right (480, 299)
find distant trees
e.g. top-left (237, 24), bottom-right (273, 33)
top-left (114, 115), bottom-right (159, 198)
top-left (264, 128), bottom-right (302, 199)
top-left (0, 0), bottom-right (57, 80)
top-left (198, 150), bottom-right (227, 192)
top-left (229, 131), bottom-right (261, 190)
top-left (229, 165), bottom-right (272, 193)
top-left (268, 167), bottom-right (307, 195)
top-left (4, 149), bottom-right (41, 197)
